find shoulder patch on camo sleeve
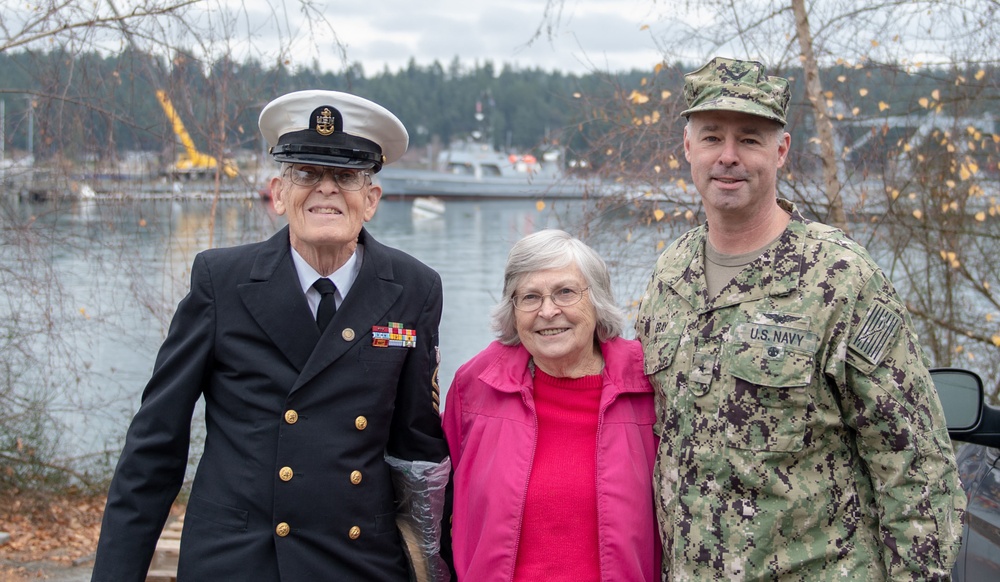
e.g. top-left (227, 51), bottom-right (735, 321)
top-left (849, 301), bottom-right (902, 365)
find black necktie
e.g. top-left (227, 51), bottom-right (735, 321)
top-left (313, 278), bottom-right (337, 332)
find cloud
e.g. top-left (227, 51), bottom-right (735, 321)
top-left (311, 0), bottom-right (664, 74)
top-left (2, 0), bottom-right (663, 75)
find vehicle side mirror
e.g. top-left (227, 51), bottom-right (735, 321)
top-left (931, 368), bottom-right (983, 430)
top-left (930, 367), bottom-right (1000, 448)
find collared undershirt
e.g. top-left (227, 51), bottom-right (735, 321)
top-left (291, 244), bottom-right (364, 319)
top-left (513, 367), bottom-right (603, 582)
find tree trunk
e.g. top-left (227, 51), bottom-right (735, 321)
top-left (791, 0), bottom-right (848, 232)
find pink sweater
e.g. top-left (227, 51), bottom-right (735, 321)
top-left (513, 368), bottom-right (603, 581)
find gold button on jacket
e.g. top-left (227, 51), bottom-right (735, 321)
top-left (276, 522), bottom-right (290, 537)
top-left (284, 410), bottom-right (298, 424)
top-left (350, 470), bottom-right (362, 485)
top-left (354, 415), bottom-right (368, 430)
top-left (279, 467), bottom-right (293, 481)
top-left (348, 526), bottom-right (361, 540)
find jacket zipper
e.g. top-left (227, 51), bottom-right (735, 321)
top-left (594, 385), bottom-right (613, 581)
top-left (509, 388), bottom-right (538, 582)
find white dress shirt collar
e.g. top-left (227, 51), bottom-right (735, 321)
top-left (290, 244), bottom-right (364, 313)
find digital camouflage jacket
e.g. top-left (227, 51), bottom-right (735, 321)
top-left (636, 200), bottom-right (965, 581)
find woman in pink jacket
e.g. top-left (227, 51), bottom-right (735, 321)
top-left (443, 229), bottom-right (659, 581)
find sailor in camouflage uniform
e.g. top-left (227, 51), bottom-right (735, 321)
top-left (635, 57), bottom-right (965, 580)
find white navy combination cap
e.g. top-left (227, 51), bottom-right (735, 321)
top-left (258, 90), bottom-right (408, 173)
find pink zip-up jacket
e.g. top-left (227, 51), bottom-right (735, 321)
top-left (443, 338), bottom-right (660, 581)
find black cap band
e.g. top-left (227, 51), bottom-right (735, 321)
top-left (272, 129), bottom-right (385, 172)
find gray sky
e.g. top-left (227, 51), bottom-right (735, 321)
top-left (226, 0), bottom-right (678, 75)
top-left (8, 1), bottom-right (987, 76)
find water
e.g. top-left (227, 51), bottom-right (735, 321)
top-left (1, 194), bottom-right (679, 470)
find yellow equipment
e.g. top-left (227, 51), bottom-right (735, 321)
top-left (154, 89), bottom-right (239, 179)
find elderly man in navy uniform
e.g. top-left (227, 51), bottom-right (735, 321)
top-left (92, 90), bottom-right (451, 581)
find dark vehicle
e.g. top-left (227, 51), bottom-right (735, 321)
top-left (931, 368), bottom-right (1000, 580)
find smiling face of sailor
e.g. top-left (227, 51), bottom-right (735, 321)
top-left (270, 163), bottom-right (381, 274)
top-left (683, 109), bottom-right (789, 219)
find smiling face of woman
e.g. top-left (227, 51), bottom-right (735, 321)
top-left (513, 264), bottom-right (602, 378)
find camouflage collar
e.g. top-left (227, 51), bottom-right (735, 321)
top-left (657, 199), bottom-right (806, 313)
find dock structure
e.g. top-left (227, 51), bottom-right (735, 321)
top-left (145, 513), bottom-right (183, 582)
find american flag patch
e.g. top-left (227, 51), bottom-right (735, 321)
top-left (849, 302), bottom-right (901, 364)
top-left (372, 322), bottom-right (417, 348)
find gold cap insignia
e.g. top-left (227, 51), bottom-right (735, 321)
top-left (315, 107), bottom-right (337, 136)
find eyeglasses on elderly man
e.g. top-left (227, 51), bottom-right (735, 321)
top-left (284, 164), bottom-right (371, 190)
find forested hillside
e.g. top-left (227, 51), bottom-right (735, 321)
top-left (0, 49), bottom-right (996, 173)
top-left (0, 50), bottom-right (650, 163)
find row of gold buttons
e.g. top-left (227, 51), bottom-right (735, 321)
top-left (284, 409), bottom-right (367, 430)
top-left (275, 522), bottom-right (362, 540)
top-left (275, 410), bottom-right (369, 539)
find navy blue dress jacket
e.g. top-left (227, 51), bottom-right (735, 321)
top-left (92, 226), bottom-right (448, 581)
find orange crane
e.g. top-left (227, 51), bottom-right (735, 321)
top-left (154, 89), bottom-right (239, 179)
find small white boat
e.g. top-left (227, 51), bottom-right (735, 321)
top-left (411, 196), bottom-right (446, 220)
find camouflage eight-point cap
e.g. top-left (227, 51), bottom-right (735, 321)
top-left (681, 56), bottom-right (790, 125)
